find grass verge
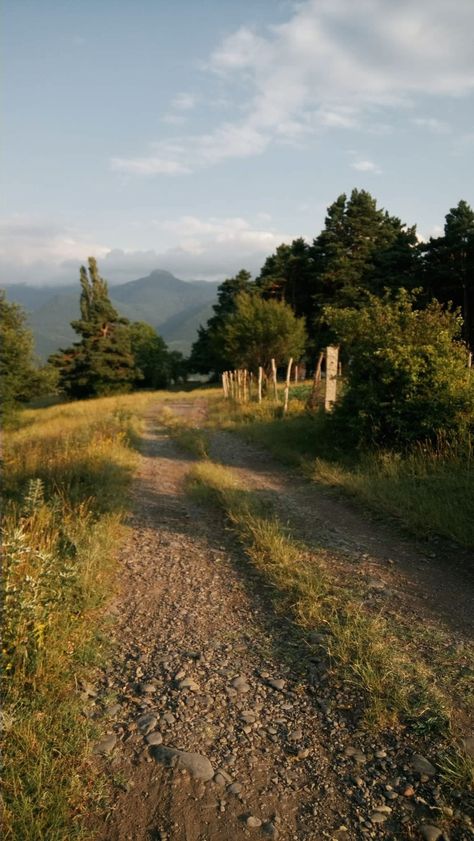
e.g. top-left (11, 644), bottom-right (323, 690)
top-left (207, 394), bottom-right (474, 549)
top-left (187, 460), bottom-right (450, 732)
top-left (186, 458), bottom-right (474, 798)
top-left (1, 392), bottom-right (153, 840)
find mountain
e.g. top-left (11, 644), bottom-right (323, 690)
top-left (3, 270), bottom-right (219, 358)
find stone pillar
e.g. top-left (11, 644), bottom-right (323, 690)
top-left (324, 345), bottom-right (339, 412)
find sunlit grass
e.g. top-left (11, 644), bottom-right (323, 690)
top-left (0, 392), bottom-right (157, 839)
top-left (208, 393), bottom-right (474, 548)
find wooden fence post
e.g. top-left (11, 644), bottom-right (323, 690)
top-left (258, 366), bottom-right (263, 403)
top-left (271, 358), bottom-right (278, 401)
top-left (222, 372), bottom-right (228, 398)
top-left (324, 345), bottom-right (339, 412)
top-left (283, 358), bottom-right (293, 414)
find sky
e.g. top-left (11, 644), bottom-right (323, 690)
top-left (2, 0), bottom-right (474, 286)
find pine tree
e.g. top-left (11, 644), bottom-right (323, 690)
top-left (422, 200), bottom-right (474, 349)
top-left (51, 258), bottom-right (137, 397)
top-left (311, 190), bottom-right (418, 347)
top-left (189, 270), bottom-right (253, 375)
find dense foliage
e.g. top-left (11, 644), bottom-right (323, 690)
top-left (51, 258), bottom-right (137, 398)
top-left (191, 193), bottom-right (473, 379)
top-left (50, 259), bottom-right (186, 397)
top-left (223, 292), bottom-right (307, 372)
top-left (0, 291), bottom-right (56, 417)
top-left (325, 291), bottom-right (474, 447)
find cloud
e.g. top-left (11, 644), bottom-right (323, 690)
top-left (351, 159), bottom-right (382, 174)
top-left (412, 116), bottom-right (451, 134)
top-left (0, 213), bottom-right (294, 286)
top-left (110, 156), bottom-right (190, 176)
top-left (112, 0), bottom-right (474, 176)
top-left (171, 92), bottom-right (196, 111)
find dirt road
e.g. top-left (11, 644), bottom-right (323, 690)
top-left (89, 403), bottom-right (473, 841)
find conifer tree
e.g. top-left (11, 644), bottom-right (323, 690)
top-left (311, 189), bottom-right (418, 347)
top-left (51, 258), bottom-right (137, 397)
top-left (422, 200), bottom-right (474, 349)
top-left (189, 270), bottom-right (253, 375)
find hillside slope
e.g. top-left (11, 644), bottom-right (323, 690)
top-left (3, 271), bottom-right (219, 358)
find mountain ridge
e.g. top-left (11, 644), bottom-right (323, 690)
top-left (2, 270), bottom-right (219, 359)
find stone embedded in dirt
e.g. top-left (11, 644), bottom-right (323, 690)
top-left (213, 772), bottom-right (227, 787)
top-left (136, 712), bottom-right (158, 734)
top-left (288, 728), bottom-right (303, 742)
top-left (231, 676), bottom-right (251, 694)
top-left (178, 677), bottom-right (200, 692)
top-left (370, 812), bottom-right (388, 824)
top-left (139, 682), bottom-right (157, 695)
top-left (402, 785), bottom-right (415, 797)
top-left (240, 710), bottom-right (257, 724)
top-left (174, 669), bottom-right (186, 681)
top-left (106, 703), bottom-right (121, 717)
top-left (93, 734), bottom-right (117, 755)
top-left (246, 816), bottom-right (262, 828)
top-left (297, 747), bottom-right (310, 759)
top-left (228, 782), bottom-right (243, 795)
top-left (411, 754), bottom-right (436, 776)
top-left (162, 712), bottom-right (176, 725)
top-left (263, 822), bottom-right (279, 838)
top-left (462, 735), bottom-right (474, 758)
top-left (80, 680), bottom-right (97, 698)
top-left (150, 745), bottom-right (214, 781)
top-left (267, 678), bottom-right (286, 691)
top-left (146, 731), bottom-right (163, 746)
top-left (420, 825), bottom-right (443, 841)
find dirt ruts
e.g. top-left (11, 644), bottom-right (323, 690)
top-left (87, 403), bottom-right (473, 841)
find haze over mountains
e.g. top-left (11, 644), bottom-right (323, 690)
top-left (4, 270), bottom-right (220, 359)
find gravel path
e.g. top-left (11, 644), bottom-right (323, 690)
top-left (88, 406), bottom-right (473, 841)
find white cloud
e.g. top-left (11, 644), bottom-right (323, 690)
top-left (111, 0), bottom-right (474, 176)
top-left (0, 213), bottom-right (294, 285)
top-left (413, 117), bottom-right (451, 134)
top-left (110, 156), bottom-right (190, 176)
top-left (171, 92), bottom-right (196, 111)
top-left (351, 159), bottom-right (382, 174)
top-left (0, 215), bottom-right (109, 281)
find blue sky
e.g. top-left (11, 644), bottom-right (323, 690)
top-left (3, 0), bottom-right (474, 285)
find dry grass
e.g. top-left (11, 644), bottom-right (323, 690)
top-left (1, 393), bottom-right (156, 840)
top-left (186, 460), bottom-right (450, 734)
top-left (207, 393), bottom-right (474, 549)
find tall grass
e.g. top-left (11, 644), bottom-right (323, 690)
top-left (1, 393), bottom-right (152, 840)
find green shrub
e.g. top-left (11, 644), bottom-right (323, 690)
top-left (325, 291), bottom-right (474, 448)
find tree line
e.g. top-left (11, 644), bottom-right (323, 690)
top-left (190, 190), bottom-right (474, 376)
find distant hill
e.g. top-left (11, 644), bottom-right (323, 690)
top-left (3, 270), bottom-right (219, 359)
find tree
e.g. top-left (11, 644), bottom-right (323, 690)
top-left (223, 292), bottom-right (307, 373)
top-left (422, 200), bottom-right (474, 349)
top-left (129, 321), bottom-right (170, 389)
top-left (325, 290), bottom-right (474, 448)
top-left (255, 238), bottom-right (317, 344)
top-left (0, 291), bottom-right (56, 417)
top-left (51, 258), bottom-right (137, 398)
top-left (311, 190), bottom-right (418, 348)
top-left (189, 270), bottom-right (253, 375)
